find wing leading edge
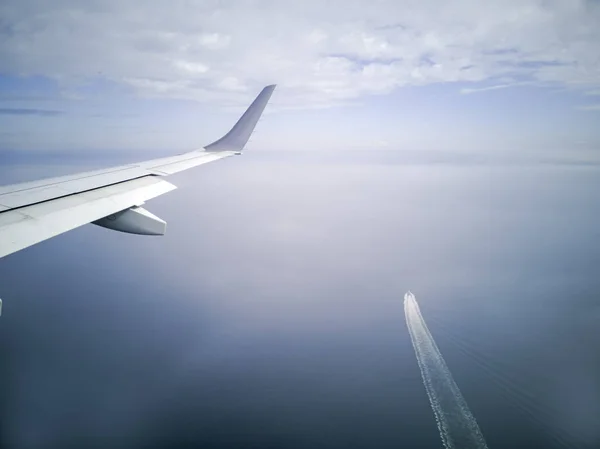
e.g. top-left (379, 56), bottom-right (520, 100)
top-left (0, 84), bottom-right (276, 259)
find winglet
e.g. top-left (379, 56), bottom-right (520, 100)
top-left (205, 84), bottom-right (276, 152)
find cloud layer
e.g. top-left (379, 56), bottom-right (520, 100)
top-left (0, 107), bottom-right (63, 116)
top-left (1, 0), bottom-right (599, 107)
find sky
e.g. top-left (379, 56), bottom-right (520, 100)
top-left (0, 0), bottom-right (599, 158)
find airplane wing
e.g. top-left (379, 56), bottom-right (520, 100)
top-left (0, 84), bottom-right (276, 259)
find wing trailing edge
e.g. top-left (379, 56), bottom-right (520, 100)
top-left (0, 84), bottom-right (277, 261)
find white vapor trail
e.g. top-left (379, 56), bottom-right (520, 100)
top-left (404, 291), bottom-right (489, 449)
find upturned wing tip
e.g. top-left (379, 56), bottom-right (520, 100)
top-left (204, 84), bottom-right (277, 152)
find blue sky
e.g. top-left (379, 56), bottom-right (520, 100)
top-left (0, 0), bottom-right (599, 158)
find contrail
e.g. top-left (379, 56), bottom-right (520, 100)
top-left (404, 291), bottom-right (489, 449)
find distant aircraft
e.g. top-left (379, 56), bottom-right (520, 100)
top-left (0, 84), bottom-right (276, 261)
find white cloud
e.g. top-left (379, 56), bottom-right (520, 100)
top-left (460, 81), bottom-right (533, 94)
top-left (198, 33), bottom-right (231, 50)
top-left (174, 61), bottom-right (209, 74)
top-left (461, 84), bottom-right (514, 94)
top-left (577, 104), bottom-right (600, 111)
top-left (0, 0), bottom-right (599, 107)
top-left (307, 30), bottom-right (328, 45)
top-left (218, 76), bottom-right (246, 92)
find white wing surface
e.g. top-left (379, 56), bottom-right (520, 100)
top-left (0, 84), bottom-right (276, 259)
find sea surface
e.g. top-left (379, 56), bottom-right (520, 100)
top-left (1, 149), bottom-right (599, 448)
